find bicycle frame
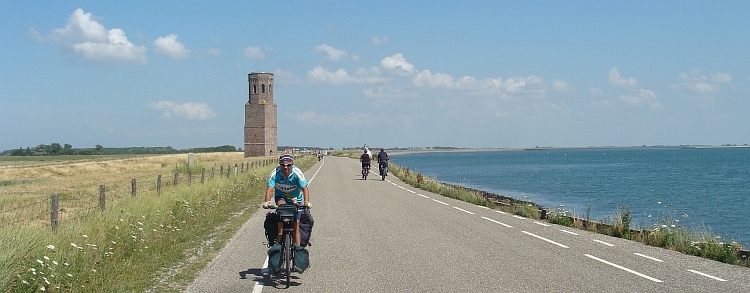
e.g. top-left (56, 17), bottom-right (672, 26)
top-left (275, 204), bottom-right (298, 288)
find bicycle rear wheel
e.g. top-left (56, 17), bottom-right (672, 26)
top-left (284, 233), bottom-right (292, 288)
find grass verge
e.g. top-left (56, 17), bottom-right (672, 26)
top-left (0, 154), bottom-right (316, 292)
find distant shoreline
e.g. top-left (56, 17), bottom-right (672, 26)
top-left (388, 145), bottom-right (749, 156)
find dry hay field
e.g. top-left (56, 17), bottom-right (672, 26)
top-left (0, 153), bottom-right (271, 225)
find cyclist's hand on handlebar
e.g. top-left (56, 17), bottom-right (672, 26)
top-left (262, 201), bottom-right (273, 209)
top-left (303, 201), bottom-right (312, 209)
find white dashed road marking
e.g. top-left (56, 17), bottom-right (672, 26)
top-left (585, 254), bottom-right (663, 282)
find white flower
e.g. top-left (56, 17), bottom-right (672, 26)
top-left (52, 261), bottom-right (58, 265)
top-left (82, 235), bottom-right (88, 238)
top-left (70, 243), bottom-right (78, 249)
top-left (36, 259), bottom-right (44, 265)
top-left (43, 277), bottom-right (50, 284)
top-left (43, 256), bottom-right (49, 261)
top-left (66, 273), bottom-right (73, 278)
top-left (39, 286), bottom-right (46, 291)
top-left (46, 245), bottom-right (55, 250)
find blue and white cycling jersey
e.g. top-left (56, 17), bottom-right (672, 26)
top-left (267, 166), bottom-right (308, 204)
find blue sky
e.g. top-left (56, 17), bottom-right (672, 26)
top-left (1, 1), bottom-right (748, 151)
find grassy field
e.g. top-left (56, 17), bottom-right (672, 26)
top-left (0, 152), bottom-right (317, 292)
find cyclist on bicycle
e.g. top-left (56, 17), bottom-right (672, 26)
top-left (359, 149), bottom-right (371, 178)
top-left (377, 148), bottom-right (389, 176)
top-left (263, 154), bottom-right (311, 245)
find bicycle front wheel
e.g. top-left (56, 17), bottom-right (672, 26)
top-left (284, 233), bottom-right (292, 288)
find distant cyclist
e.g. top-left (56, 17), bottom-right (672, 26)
top-left (359, 150), bottom-right (371, 178)
top-left (263, 154), bottom-right (311, 245)
top-left (377, 148), bottom-right (389, 176)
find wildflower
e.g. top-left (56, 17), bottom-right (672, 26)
top-left (112, 241), bottom-right (117, 244)
top-left (21, 280), bottom-right (29, 285)
top-left (92, 269), bottom-right (96, 272)
top-left (39, 286), bottom-right (46, 291)
top-left (683, 214), bottom-right (689, 218)
top-left (70, 243), bottom-right (78, 249)
top-left (82, 235), bottom-right (88, 238)
top-left (66, 274), bottom-right (73, 278)
top-left (657, 201), bottom-right (661, 204)
top-left (670, 225), bottom-right (676, 228)
top-left (63, 263), bottom-right (69, 266)
top-left (43, 256), bottom-right (50, 261)
top-left (43, 277), bottom-right (50, 284)
top-left (36, 259), bottom-right (44, 265)
top-left (115, 226), bottom-right (120, 230)
top-left (46, 245), bottom-right (55, 250)
top-left (52, 261), bottom-right (58, 265)
top-left (137, 222), bottom-right (143, 226)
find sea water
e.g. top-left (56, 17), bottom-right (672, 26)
top-left (390, 148), bottom-right (750, 246)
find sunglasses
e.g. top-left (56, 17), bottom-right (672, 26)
top-left (280, 163), bottom-right (293, 168)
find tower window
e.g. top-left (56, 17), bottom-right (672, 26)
top-left (262, 84), bottom-right (266, 93)
top-left (253, 85), bottom-right (256, 94)
top-left (269, 85), bottom-right (272, 93)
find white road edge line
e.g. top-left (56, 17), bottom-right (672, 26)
top-left (688, 269), bottom-right (727, 281)
top-left (495, 210), bottom-right (507, 215)
top-left (634, 253), bottom-right (663, 262)
top-left (482, 216), bottom-right (512, 228)
top-left (560, 230), bottom-right (579, 236)
top-left (513, 215), bottom-right (526, 220)
top-left (453, 206), bottom-right (475, 214)
top-left (533, 221), bottom-right (550, 227)
top-left (417, 193), bottom-right (430, 198)
top-left (584, 254), bottom-right (663, 283)
top-left (521, 231), bottom-right (569, 248)
top-left (252, 257), bottom-right (270, 292)
top-left (432, 199), bottom-right (449, 205)
top-left (407, 190), bottom-right (416, 194)
top-left (593, 239), bottom-right (615, 247)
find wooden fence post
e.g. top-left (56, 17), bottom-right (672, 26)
top-left (157, 175), bottom-right (162, 193)
top-left (234, 164), bottom-right (238, 176)
top-left (241, 162), bottom-right (244, 173)
top-left (220, 166), bottom-right (223, 176)
top-left (99, 185), bottom-right (106, 211)
top-left (174, 173), bottom-right (179, 186)
top-left (188, 170), bottom-right (192, 185)
top-left (131, 179), bottom-right (136, 196)
top-left (211, 167), bottom-right (215, 179)
top-left (227, 165), bottom-right (231, 177)
top-left (201, 168), bottom-right (205, 184)
top-left (51, 194), bottom-right (59, 232)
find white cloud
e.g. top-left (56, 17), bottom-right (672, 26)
top-left (381, 53), bottom-right (415, 75)
top-left (589, 87), bottom-right (604, 96)
top-left (148, 101), bottom-right (216, 120)
top-left (42, 8), bottom-right (146, 64)
top-left (608, 67), bottom-right (638, 88)
top-left (307, 66), bottom-right (388, 85)
top-left (371, 36), bottom-right (390, 46)
top-left (243, 46), bottom-right (266, 59)
top-left (618, 89), bottom-right (661, 109)
top-left (672, 70), bottom-right (732, 95)
top-left (552, 79), bottom-right (573, 93)
top-left (153, 34), bottom-right (190, 60)
top-left (315, 44), bottom-right (348, 61)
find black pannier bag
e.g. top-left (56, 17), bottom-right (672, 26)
top-left (299, 209), bottom-right (314, 247)
top-left (263, 212), bottom-right (278, 247)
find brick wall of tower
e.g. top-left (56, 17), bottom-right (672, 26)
top-left (244, 72), bottom-right (277, 158)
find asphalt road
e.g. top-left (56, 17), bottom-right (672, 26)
top-left (185, 156), bottom-right (750, 292)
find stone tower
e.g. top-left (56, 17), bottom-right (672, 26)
top-left (244, 72), bottom-right (277, 157)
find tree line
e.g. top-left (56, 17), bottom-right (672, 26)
top-left (4, 144), bottom-right (239, 156)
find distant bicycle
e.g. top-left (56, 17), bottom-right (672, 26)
top-left (361, 163), bottom-right (370, 180)
top-left (378, 162), bottom-right (388, 181)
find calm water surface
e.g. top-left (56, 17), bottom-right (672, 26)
top-left (391, 148), bottom-right (750, 245)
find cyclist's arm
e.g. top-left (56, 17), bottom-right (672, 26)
top-left (301, 186), bottom-right (310, 204)
top-left (264, 186), bottom-right (274, 202)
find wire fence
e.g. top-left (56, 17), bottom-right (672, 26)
top-left (0, 159), bottom-right (276, 231)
